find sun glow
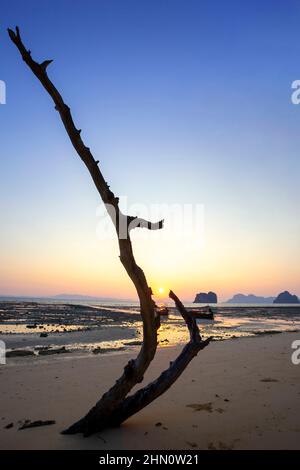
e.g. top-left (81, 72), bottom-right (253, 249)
top-left (158, 287), bottom-right (165, 295)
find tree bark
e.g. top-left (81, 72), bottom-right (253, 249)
top-left (8, 27), bottom-right (210, 437)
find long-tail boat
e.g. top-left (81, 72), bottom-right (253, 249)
top-left (188, 306), bottom-right (214, 320)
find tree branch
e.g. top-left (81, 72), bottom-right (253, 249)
top-left (8, 25), bottom-right (160, 429)
top-left (128, 216), bottom-right (164, 231)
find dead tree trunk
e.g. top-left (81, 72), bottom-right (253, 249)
top-left (8, 27), bottom-right (210, 437)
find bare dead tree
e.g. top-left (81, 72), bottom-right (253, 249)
top-left (8, 27), bottom-right (210, 437)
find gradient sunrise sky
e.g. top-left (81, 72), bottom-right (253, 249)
top-left (1, 0), bottom-right (300, 301)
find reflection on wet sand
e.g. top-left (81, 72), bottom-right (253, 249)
top-left (0, 302), bottom-right (300, 359)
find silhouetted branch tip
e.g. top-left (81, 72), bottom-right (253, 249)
top-left (40, 59), bottom-right (53, 71)
top-left (7, 28), bottom-right (16, 41)
top-left (7, 26), bottom-right (21, 42)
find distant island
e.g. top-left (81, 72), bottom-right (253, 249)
top-left (193, 292), bottom-right (217, 303)
top-left (52, 294), bottom-right (121, 301)
top-left (226, 294), bottom-right (275, 304)
top-left (273, 291), bottom-right (299, 304)
top-left (226, 291), bottom-right (300, 304)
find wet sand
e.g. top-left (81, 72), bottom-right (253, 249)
top-left (2, 302), bottom-right (300, 358)
top-left (0, 332), bottom-right (299, 449)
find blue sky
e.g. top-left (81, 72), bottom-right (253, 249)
top-left (0, 0), bottom-right (300, 300)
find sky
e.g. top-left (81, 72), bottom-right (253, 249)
top-left (0, 0), bottom-right (300, 302)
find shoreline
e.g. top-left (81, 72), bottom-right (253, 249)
top-left (2, 327), bottom-right (300, 364)
top-left (0, 332), bottom-right (299, 449)
top-left (1, 326), bottom-right (300, 364)
top-left (1, 301), bottom-right (300, 358)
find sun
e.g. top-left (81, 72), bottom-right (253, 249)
top-left (158, 287), bottom-right (165, 295)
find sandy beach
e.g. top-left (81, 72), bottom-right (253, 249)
top-left (1, 332), bottom-right (299, 450)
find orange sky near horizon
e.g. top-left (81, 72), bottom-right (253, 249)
top-left (1, 214), bottom-right (299, 302)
